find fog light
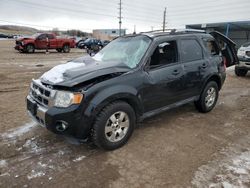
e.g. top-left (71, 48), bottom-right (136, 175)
top-left (55, 121), bottom-right (68, 132)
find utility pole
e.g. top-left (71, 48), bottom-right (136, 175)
top-left (118, 0), bottom-right (122, 36)
top-left (133, 25), bottom-right (136, 34)
top-left (163, 7), bottom-right (166, 32)
top-left (151, 26), bottom-right (154, 31)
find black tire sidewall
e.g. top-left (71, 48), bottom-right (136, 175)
top-left (26, 44), bottom-right (34, 53)
top-left (63, 45), bottom-right (70, 53)
top-left (93, 102), bottom-right (135, 150)
top-left (199, 81), bottom-right (219, 113)
top-left (235, 67), bottom-right (247, 76)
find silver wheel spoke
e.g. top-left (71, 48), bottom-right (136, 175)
top-left (120, 120), bottom-right (129, 128)
top-left (105, 126), bottom-right (113, 134)
top-left (110, 114), bottom-right (117, 123)
top-left (110, 132), bottom-right (116, 141)
top-left (119, 112), bottom-right (126, 122)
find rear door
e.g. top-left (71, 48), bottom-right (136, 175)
top-left (179, 38), bottom-right (206, 99)
top-left (210, 31), bottom-right (239, 67)
top-left (47, 34), bottom-right (57, 49)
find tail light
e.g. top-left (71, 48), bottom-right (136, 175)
top-left (222, 57), bottom-right (227, 69)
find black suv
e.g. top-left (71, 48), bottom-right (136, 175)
top-left (27, 29), bottom-right (238, 150)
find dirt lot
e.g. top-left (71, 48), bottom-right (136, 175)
top-left (0, 39), bottom-right (250, 188)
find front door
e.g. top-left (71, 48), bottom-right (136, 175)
top-left (142, 40), bottom-right (185, 112)
top-left (35, 34), bottom-right (47, 49)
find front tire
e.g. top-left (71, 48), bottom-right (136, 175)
top-left (235, 67), bottom-right (248, 77)
top-left (56, 48), bottom-right (62, 52)
top-left (62, 44), bottom-right (70, 53)
top-left (92, 101), bottom-right (135, 150)
top-left (195, 81), bottom-right (219, 113)
top-left (25, 44), bottom-right (35, 53)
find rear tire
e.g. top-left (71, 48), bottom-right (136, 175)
top-left (195, 81), bottom-right (219, 113)
top-left (92, 101), bottom-right (135, 150)
top-left (235, 67), bottom-right (248, 77)
top-left (62, 44), bottom-right (70, 53)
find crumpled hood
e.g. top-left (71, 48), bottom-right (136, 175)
top-left (17, 37), bottom-right (34, 41)
top-left (40, 56), bottom-right (130, 87)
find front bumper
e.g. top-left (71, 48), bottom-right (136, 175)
top-left (15, 45), bottom-right (24, 51)
top-left (236, 59), bottom-right (250, 70)
top-left (26, 94), bottom-right (93, 139)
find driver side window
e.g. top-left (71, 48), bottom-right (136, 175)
top-left (150, 41), bottom-right (178, 68)
top-left (37, 34), bottom-right (47, 40)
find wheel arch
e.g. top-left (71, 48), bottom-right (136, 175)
top-left (85, 87), bottom-right (143, 122)
top-left (202, 74), bottom-right (222, 92)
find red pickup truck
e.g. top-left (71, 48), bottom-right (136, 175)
top-left (15, 33), bottom-right (75, 53)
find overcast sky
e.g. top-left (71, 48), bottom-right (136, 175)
top-left (0, 0), bottom-right (250, 33)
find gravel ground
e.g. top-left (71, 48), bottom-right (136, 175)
top-left (0, 40), bottom-right (250, 188)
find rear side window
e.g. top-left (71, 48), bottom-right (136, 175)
top-left (203, 39), bottom-right (220, 56)
top-left (180, 39), bottom-right (203, 62)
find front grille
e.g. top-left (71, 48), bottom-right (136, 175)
top-left (30, 80), bottom-right (53, 107)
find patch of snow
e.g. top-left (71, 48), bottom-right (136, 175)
top-left (0, 160), bottom-right (7, 167)
top-left (192, 150), bottom-right (250, 188)
top-left (1, 121), bottom-right (36, 140)
top-left (27, 170), bottom-right (45, 180)
top-left (23, 139), bottom-right (43, 154)
top-left (73, 156), bottom-right (86, 162)
top-left (226, 65), bottom-right (235, 72)
top-left (40, 61), bottom-right (85, 84)
top-left (0, 172), bottom-right (10, 177)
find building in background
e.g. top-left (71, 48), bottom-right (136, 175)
top-left (186, 21), bottom-right (250, 48)
top-left (93, 29), bottom-right (126, 40)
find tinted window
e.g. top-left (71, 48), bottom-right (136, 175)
top-left (47, 34), bottom-right (54, 39)
top-left (150, 41), bottom-right (178, 68)
top-left (37, 34), bottom-right (47, 40)
top-left (203, 39), bottom-right (220, 56)
top-left (181, 39), bottom-right (203, 62)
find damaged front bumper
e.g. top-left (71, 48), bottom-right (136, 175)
top-left (26, 80), bottom-right (93, 139)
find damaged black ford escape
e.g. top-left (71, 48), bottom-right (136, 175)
top-left (27, 29), bottom-right (238, 150)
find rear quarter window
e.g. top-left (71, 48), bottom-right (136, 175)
top-left (203, 39), bottom-right (220, 56)
top-left (180, 39), bottom-right (203, 62)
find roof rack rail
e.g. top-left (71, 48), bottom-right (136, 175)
top-left (141, 29), bottom-right (206, 35)
top-left (172, 29), bottom-right (206, 33)
top-left (140, 29), bottom-right (174, 34)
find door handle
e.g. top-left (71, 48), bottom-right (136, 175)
top-left (172, 69), bottom-right (180, 75)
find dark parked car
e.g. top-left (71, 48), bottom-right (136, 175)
top-left (26, 29), bottom-right (238, 150)
top-left (78, 38), bottom-right (102, 49)
top-left (0, 33), bottom-right (8, 38)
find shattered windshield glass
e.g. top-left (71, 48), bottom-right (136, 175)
top-left (93, 35), bottom-right (151, 68)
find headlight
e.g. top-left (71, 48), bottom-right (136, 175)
top-left (54, 91), bottom-right (83, 108)
top-left (21, 41), bottom-right (25, 46)
top-left (246, 51), bottom-right (250, 57)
